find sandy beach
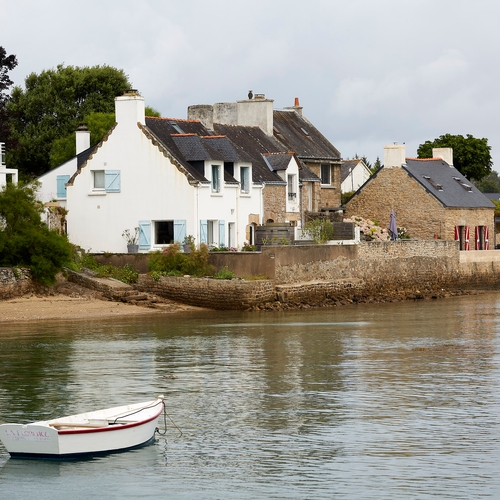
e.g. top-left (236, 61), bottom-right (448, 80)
top-left (0, 279), bottom-right (204, 323)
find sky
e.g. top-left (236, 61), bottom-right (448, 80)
top-left (2, 0), bottom-right (500, 171)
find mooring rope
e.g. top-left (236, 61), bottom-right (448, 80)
top-left (156, 402), bottom-right (183, 437)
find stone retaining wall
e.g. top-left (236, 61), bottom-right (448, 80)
top-left (136, 274), bottom-right (276, 310)
top-left (0, 267), bottom-right (33, 300)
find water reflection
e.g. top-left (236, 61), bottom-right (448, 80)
top-left (1, 295), bottom-right (500, 498)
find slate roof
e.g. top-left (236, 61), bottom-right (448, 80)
top-left (76, 145), bottom-right (98, 169)
top-left (263, 152), bottom-right (294, 171)
top-left (404, 158), bottom-right (494, 209)
top-left (273, 110), bottom-right (341, 161)
top-left (145, 115), bottom-right (324, 186)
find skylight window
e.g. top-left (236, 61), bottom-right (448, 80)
top-left (422, 175), bottom-right (443, 191)
top-left (169, 121), bottom-right (184, 134)
top-left (300, 127), bottom-right (309, 136)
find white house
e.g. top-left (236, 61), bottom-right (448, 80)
top-left (0, 143), bottom-right (18, 188)
top-left (340, 159), bottom-right (372, 193)
top-left (37, 125), bottom-right (93, 208)
top-left (64, 91), bottom-right (263, 253)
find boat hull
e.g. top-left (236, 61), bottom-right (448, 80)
top-left (0, 398), bottom-right (164, 460)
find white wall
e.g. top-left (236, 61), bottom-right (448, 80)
top-left (65, 93), bottom-right (263, 252)
top-left (341, 162), bottom-right (371, 193)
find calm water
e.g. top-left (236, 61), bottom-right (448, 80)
top-left (1, 294), bottom-right (500, 499)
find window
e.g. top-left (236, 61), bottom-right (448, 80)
top-left (92, 170), bottom-right (121, 192)
top-left (240, 166), bottom-right (250, 193)
top-left (93, 170), bottom-right (105, 189)
top-left (57, 175), bottom-right (70, 199)
top-left (320, 164), bottom-right (331, 185)
top-left (287, 174), bottom-right (297, 201)
top-left (155, 221), bottom-right (174, 244)
top-left (212, 165), bottom-right (221, 193)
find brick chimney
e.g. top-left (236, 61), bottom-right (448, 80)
top-left (383, 144), bottom-right (406, 168)
top-left (75, 124), bottom-right (90, 154)
top-left (284, 97), bottom-right (303, 116)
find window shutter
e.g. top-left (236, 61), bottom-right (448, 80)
top-left (138, 220), bottom-right (151, 250)
top-left (56, 175), bottom-right (70, 198)
top-left (200, 220), bottom-right (208, 244)
top-left (105, 170), bottom-right (121, 192)
top-left (454, 226), bottom-right (460, 241)
top-left (219, 220), bottom-right (226, 247)
top-left (475, 226), bottom-right (479, 250)
top-left (174, 220), bottom-right (187, 243)
top-left (485, 226), bottom-right (489, 250)
top-left (464, 226), bottom-right (470, 251)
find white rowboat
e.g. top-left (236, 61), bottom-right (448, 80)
top-left (0, 396), bottom-right (165, 459)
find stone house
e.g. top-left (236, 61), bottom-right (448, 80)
top-left (188, 94), bottom-right (343, 226)
top-left (345, 144), bottom-right (495, 249)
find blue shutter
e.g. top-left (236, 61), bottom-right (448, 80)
top-left (200, 220), bottom-right (208, 244)
top-left (138, 220), bottom-right (151, 250)
top-left (174, 220), bottom-right (186, 243)
top-left (219, 220), bottom-right (225, 247)
top-left (56, 175), bottom-right (70, 198)
top-left (105, 170), bottom-right (121, 192)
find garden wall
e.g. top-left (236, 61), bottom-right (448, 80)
top-left (136, 274), bottom-right (275, 310)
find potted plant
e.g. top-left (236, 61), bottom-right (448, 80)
top-left (183, 235), bottom-right (195, 253)
top-left (122, 227), bottom-right (139, 253)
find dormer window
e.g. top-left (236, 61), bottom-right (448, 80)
top-left (212, 164), bottom-right (221, 193)
top-left (240, 166), bottom-right (250, 194)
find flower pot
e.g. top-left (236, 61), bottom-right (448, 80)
top-left (127, 244), bottom-right (139, 253)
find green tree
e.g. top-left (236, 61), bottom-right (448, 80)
top-left (371, 156), bottom-right (382, 175)
top-left (417, 134), bottom-right (493, 181)
top-left (49, 112), bottom-right (116, 168)
top-left (0, 182), bottom-right (73, 284)
top-left (145, 106), bottom-right (161, 117)
top-left (0, 46), bottom-right (18, 143)
top-left (475, 170), bottom-right (500, 193)
top-left (6, 64), bottom-right (131, 177)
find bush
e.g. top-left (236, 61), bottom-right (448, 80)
top-left (213, 266), bottom-right (235, 280)
top-left (147, 243), bottom-right (213, 277)
top-left (0, 182), bottom-right (73, 285)
top-left (302, 218), bottom-right (335, 244)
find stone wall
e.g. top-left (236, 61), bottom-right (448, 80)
top-left (136, 274), bottom-right (275, 310)
top-left (0, 267), bottom-right (33, 300)
top-left (262, 184), bottom-right (286, 223)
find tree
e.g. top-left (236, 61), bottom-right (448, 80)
top-left (371, 156), bottom-right (382, 175)
top-left (0, 46), bottom-right (18, 143)
top-left (475, 170), bottom-right (500, 193)
top-left (6, 64), bottom-right (131, 177)
top-left (417, 134), bottom-right (492, 181)
top-left (0, 182), bottom-right (73, 285)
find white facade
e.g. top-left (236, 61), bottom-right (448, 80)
top-left (341, 159), bottom-right (372, 193)
top-left (37, 127), bottom-right (91, 207)
top-left (0, 143), bottom-right (18, 188)
top-left (64, 93), bottom-right (262, 253)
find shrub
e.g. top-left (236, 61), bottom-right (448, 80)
top-left (213, 266), bottom-right (235, 280)
top-left (147, 243), bottom-right (213, 277)
top-left (0, 182), bottom-right (73, 285)
top-left (302, 218), bottom-right (335, 244)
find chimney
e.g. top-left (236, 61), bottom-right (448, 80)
top-left (75, 124), bottom-right (90, 154)
top-left (432, 147), bottom-right (453, 166)
top-left (383, 144), bottom-right (406, 168)
top-left (236, 94), bottom-right (274, 136)
top-left (284, 97), bottom-right (303, 116)
top-left (115, 90), bottom-right (145, 127)
top-left (188, 104), bottom-right (214, 130)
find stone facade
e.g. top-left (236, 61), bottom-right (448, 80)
top-left (263, 184), bottom-right (286, 223)
top-left (306, 161), bottom-right (342, 209)
top-left (345, 166), bottom-right (494, 242)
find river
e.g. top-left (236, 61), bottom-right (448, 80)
top-left (1, 293), bottom-right (500, 499)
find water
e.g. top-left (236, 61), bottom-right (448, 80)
top-left (1, 294), bottom-right (500, 499)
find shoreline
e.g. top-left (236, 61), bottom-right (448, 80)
top-left (0, 294), bottom-right (203, 323)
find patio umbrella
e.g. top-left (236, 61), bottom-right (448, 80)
top-left (389, 210), bottom-right (398, 241)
